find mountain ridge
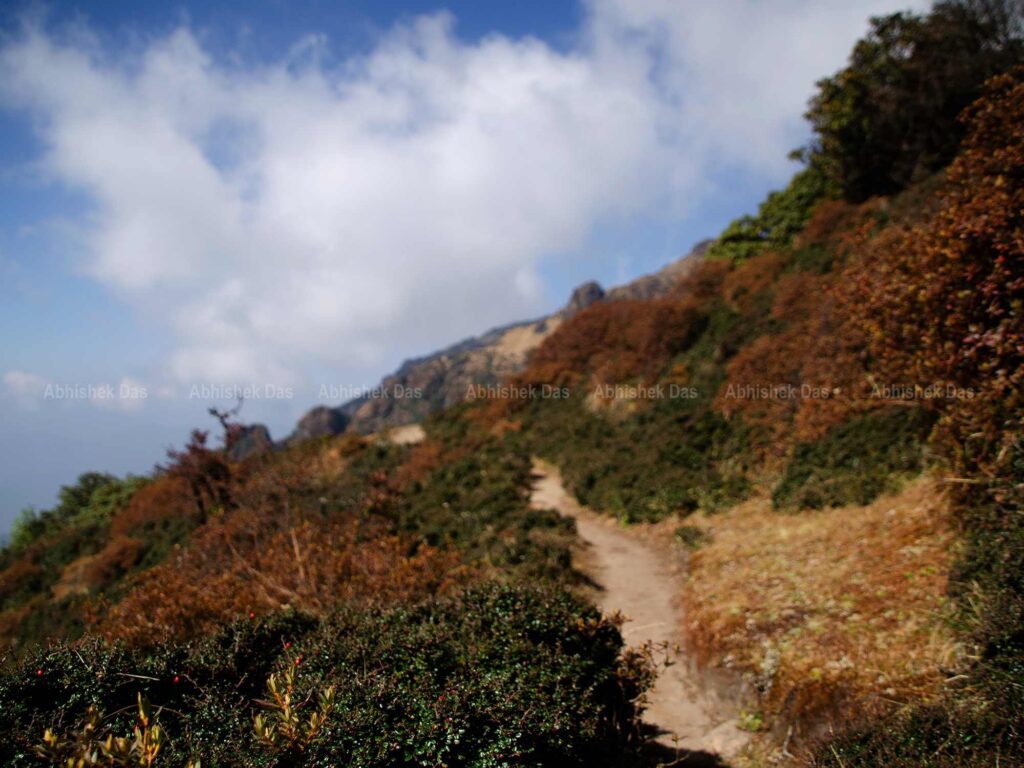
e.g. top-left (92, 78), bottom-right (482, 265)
top-left (274, 239), bottom-right (712, 445)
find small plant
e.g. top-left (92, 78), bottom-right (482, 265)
top-left (36, 693), bottom-right (199, 767)
top-left (674, 524), bottom-right (711, 550)
top-left (737, 710), bottom-right (763, 733)
top-left (253, 659), bottom-right (336, 753)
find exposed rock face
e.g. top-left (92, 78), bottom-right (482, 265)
top-left (290, 406), bottom-right (348, 443)
top-left (227, 424), bottom-right (273, 462)
top-left (562, 281), bottom-right (605, 317)
top-left (289, 243), bottom-right (708, 440)
top-left (334, 316), bottom-right (557, 434)
top-left (605, 239), bottom-right (712, 302)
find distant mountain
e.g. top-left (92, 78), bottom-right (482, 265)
top-left (286, 240), bottom-right (711, 440)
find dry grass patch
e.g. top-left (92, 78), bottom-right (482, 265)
top-left (682, 475), bottom-right (955, 736)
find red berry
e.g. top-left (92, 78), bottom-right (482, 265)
top-left (249, 612), bottom-right (255, 619)
top-left (36, 669), bottom-right (43, 677)
top-left (173, 675), bottom-right (180, 684)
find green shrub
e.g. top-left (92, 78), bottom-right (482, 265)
top-left (513, 390), bottom-right (750, 523)
top-left (772, 406), bottom-right (936, 511)
top-left (811, 698), bottom-right (1019, 767)
top-left (0, 583), bottom-right (651, 768)
top-left (6, 507), bottom-right (41, 553)
top-left (401, 441), bottom-right (576, 580)
top-left (705, 167), bottom-right (831, 263)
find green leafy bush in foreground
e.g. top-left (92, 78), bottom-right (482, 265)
top-left (0, 582), bottom-right (651, 768)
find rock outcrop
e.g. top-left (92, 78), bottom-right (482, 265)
top-left (561, 281), bottom-right (605, 317)
top-left (290, 406), bottom-right (349, 443)
top-left (227, 424), bottom-right (274, 462)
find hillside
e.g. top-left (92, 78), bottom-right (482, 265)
top-left (1, 4), bottom-right (1022, 767)
top-left (285, 242), bottom-right (709, 440)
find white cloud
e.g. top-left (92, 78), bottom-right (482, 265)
top-left (2, 370), bottom-right (154, 412)
top-left (0, 1), bottom-right (927, 388)
top-left (3, 370), bottom-right (48, 400)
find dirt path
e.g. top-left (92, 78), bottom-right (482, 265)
top-left (529, 459), bottom-right (747, 764)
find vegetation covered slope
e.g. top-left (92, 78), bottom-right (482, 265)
top-left (447, 6), bottom-right (1024, 761)
top-left (1, 2), bottom-right (1021, 766)
top-left (0, 420), bottom-right (655, 766)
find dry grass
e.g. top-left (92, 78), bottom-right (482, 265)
top-left (681, 475), bottom-right (956, 736)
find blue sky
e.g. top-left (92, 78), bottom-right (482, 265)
top-left (0, 0), bottom-right (927, 535)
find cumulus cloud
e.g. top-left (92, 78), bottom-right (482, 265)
top-left (590, 0), bottom-right (928, 177)
top-left (0, 1), bottom-right (926, 388)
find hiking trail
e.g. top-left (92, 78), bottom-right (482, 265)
top-left (529, 458), bottom-right (748, 765)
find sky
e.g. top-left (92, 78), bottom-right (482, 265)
top-left (0, 0), bottom-right (929, 535)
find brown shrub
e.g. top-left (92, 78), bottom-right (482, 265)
top-left (392, 439), bottom-right (444, 492)
top-left (0, 560), bottom-right (43, 604)
top-left (721, 251), bottom-right (786, 311)
top-left (0, 601), bottom-right (33, 650)
top-left (53, 538), bottom-right (144, 601)
top-left (110, 476), bottom-right (194, 539)
top-left (794, 198), bottom-right (880, 256)
top-left (670, 257), bottom-right (732, 303)
top-left (714, 267), bottom-right (875, 451)
top-left (78, 536), bottom-right (144, 591)
top-left (96, 505), bottom-right (464, 646)
top-left (840, 68), bottom-right (1024, 482)
top-left (523, 297), bottom-right (705, 387)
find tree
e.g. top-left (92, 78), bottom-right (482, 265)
top-left (705, 166), bottom-right (831, 262)
top-left (802, 0), bottom-right (1024, 201)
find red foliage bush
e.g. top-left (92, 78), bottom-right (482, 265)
top-left (110, 475), bottom-right (194, 539)
top-left (715, 266), bottom-right (874, 451)
top-left (523, 298), bottom-right (705, 387)
top-left (162, 429), bottom-right (236, 520)
top-left (840, 68), bottom-right (1024, 475)
top-left (97, 507), bottom-right (463, 646)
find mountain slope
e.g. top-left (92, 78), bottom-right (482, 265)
top-left (288, 241), bottom-right (711, 439)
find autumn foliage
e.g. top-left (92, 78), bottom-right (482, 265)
top-left (841, 68), bottom-right (1024, 476)
top-left (96, 443), bottom-right (465, 646)
top-left (98, 511), bottom-right (461, 646)
top-left (522, 296), bottom-right (706, 388)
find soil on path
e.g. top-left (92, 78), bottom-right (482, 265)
top-left (529, 459), bottom-right (748, 764)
